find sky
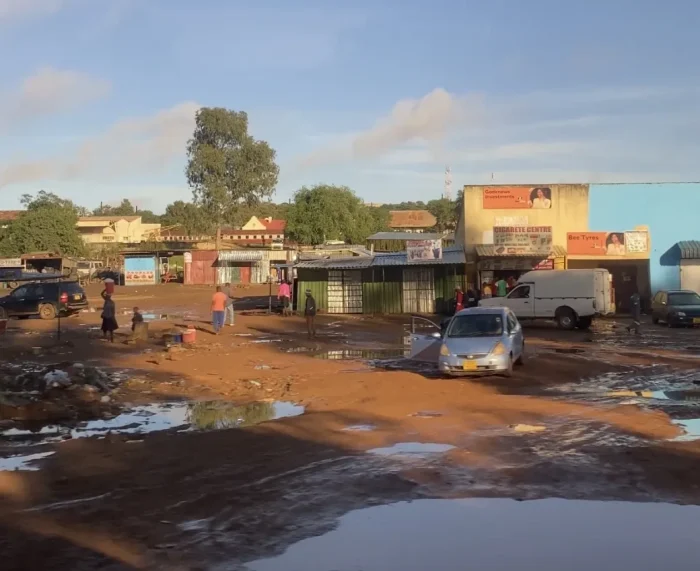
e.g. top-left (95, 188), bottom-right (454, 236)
top-left (1, 0), bottom-right (699, 213)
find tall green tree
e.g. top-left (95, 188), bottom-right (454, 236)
top-left (186, 108), bottom-right (279, 234)
top-left (286, 185), bottom-right (389, 245)
top-left (0, 192), bottom-right (85, 257)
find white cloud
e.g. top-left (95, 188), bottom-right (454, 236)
top-left (0, 68), bottom-right (111, 132)
top-left (295, 88), bottom-right (484, 168)
top-left (0, 0), bottom-right (64, 22)
top-left (0, 102), bottom-right (200, 187)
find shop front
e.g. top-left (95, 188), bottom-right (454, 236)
top-left (473, 225), bottom-right (566, 292)
top-left (475, 245), bottom-right (566, 290)
top-left (566, 228), bottom-right (651, 311)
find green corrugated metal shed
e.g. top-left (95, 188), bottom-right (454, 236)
top-left (295, 249), bottom-right (466, 315)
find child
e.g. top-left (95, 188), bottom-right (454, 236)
top-left (131, 307), bottom-right (144, 331)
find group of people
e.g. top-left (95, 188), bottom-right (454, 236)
top-left (210, 280), bottom-right (319, 339)
top-left (480, 276), bottom-right (518, 299)
top-left (99, 289), bottom-right (143, 343)
top-left (452, 276), bottom-right (519, 313)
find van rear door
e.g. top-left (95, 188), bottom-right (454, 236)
top-left (594, 270), bottom-right (613, 315)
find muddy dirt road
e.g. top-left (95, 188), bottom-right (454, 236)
top-left (2, 284), bottom-right (700, 570)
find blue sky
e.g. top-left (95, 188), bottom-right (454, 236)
top-left (1, 0), bottom-right (699, 212)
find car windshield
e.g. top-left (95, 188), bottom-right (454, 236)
top-left (669, 292), bottom-right (700, 306)
top-left (447, 314), bottom-right (503, 338)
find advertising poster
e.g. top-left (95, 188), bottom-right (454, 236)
top-left (567, 232), bottom-right (629, 255)
top-left (407, 239), bottom-right (442, 262)
top-left (492, 226), bottom-right (553, 256)
top-left (483, 187), bottom-right (553, 209)
top-left (624, 231), bottom-right (649, 254)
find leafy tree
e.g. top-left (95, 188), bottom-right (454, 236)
top-left (186, 108), bottom-right (279, 231)
top-left (93, 198), bottom-right (136, 217)
top-left (161, 200), bottom-right (212, 235)
top-left (1, 192), bottom-right (85, 257)
top-left (427, 198), bottom-right (458, 232)
top-left (286, 185), bottom-right (389, 245)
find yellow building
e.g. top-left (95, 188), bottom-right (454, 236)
top-left (77, 216), bottom-right (161, 244)
top-left (458, 183), bottom-right (651, 310)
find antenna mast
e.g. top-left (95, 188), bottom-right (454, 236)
top-left (444, 165), bottom-right (452, 200)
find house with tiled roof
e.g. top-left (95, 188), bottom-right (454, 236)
top-left (0, 210), bottom-right (22, 228)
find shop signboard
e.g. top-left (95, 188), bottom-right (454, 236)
top-left (406, 239), bottom-right (442, 263)
top-left (567, 231), bottom-right (648, 256)
top-left (0, 258), bottom-right (22, 268)
top-left (483, 186), bottom-right (553, 210)
top-left (492, 226), bottom-right (553, 256)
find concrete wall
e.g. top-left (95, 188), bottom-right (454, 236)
top-left (461, 184), bottom-right (589, 252)
top-left (589, 183), bottom-right (700, 292)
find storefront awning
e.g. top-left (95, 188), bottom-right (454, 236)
top-left (474, 244), bottom-right (567, 258)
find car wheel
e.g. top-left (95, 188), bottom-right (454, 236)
top-left (515, 342), bottom-right (525, 366)
top-left (503, 355), bottom-right (514, 377)
top-left (555, 307), bottom-right (576, 330)
top-left (39, 303), bottom-right (57, 320)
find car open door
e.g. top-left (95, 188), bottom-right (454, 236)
top-left (406, 316), bottom-right (445, 362)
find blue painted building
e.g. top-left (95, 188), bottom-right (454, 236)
top-left (589, 183), bottom-right (700, 293)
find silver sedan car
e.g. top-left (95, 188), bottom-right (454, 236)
top-left (437, 307), bottom-right (525, 377)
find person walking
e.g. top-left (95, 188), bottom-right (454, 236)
top-left (224, 282), bottom-right (235, 326)
top-left (278, 280), bottom-right (291, 317)
top-left (495, 277), bottom-right (508, 297)
top-left (100, 290), bottom-right (118, 343)
top-left (627, 292), bottom-right (642, 335)
top-left (211, 286), bottom-right (228, 334)
top-left (304, 289), bottom-right (317, 339)
top-left (454, 287), bottom-right (464, 313)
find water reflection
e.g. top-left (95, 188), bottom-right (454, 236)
top-left (246, 498), bottom-right (700, 571)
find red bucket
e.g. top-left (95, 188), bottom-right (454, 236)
top-left (182, 328), bottom-right (196, 344)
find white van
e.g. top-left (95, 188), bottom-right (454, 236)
top-left (479, 269), bottom-right (613, 330)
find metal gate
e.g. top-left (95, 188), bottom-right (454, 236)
top-left (402, 268), bottom-right (435, 313)
top-left (328, 270), bottom-right (363, 314)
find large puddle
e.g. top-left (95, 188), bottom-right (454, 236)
top-left (1, 400), bottom-right (305, 450)
top-left (245, 498), bottom-right (700, 571)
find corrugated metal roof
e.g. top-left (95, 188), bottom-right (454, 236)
top-left (474, 244), bottom-right (567, 258)
top-left (372, 247), bottom-right (466, 267)
top-left (367, 232), bottom-right (445, 241)
top-left (295, 257), bottom-right (374, 270)
top-left (217, 250), bottom-right (264, 262)
top-left (678, 241), bottom-right (700, 259)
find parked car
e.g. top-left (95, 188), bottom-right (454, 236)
top-left (0, 281), bottom-right (88, 320)
top-left (479, 269), bottom-right (614, 330)
top-left (406, 307), bottom-right (524, 377)
top-left (651, 290), bottom-right (700, 327)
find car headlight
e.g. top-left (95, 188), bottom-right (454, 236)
top-left (676, 311), bottom-right (686, 317)
top-left (440, 344), bottom-right (450, 356)
top-left (490, 341), bottom-right (506, 356)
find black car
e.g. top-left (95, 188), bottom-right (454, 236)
top-left (0, 281), bottom-right (88, 320)
top-left (651, 290), bottom-right (700, 327)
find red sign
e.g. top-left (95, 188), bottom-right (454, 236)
top-left (567, 232), bottom-right (626, 255)
top-left (483, 186), bottom-right (553, 209)
top-left (533, 259), bottom-right (554, 270)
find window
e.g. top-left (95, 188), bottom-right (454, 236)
top-left (508, 285), bottom-right (530, 299)
top-left (669, 292), bottom-right (700, 306)
top-left (447, 314), bottom-right (503, 338)
top-left (12, 285), bottom-right (29, 297)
